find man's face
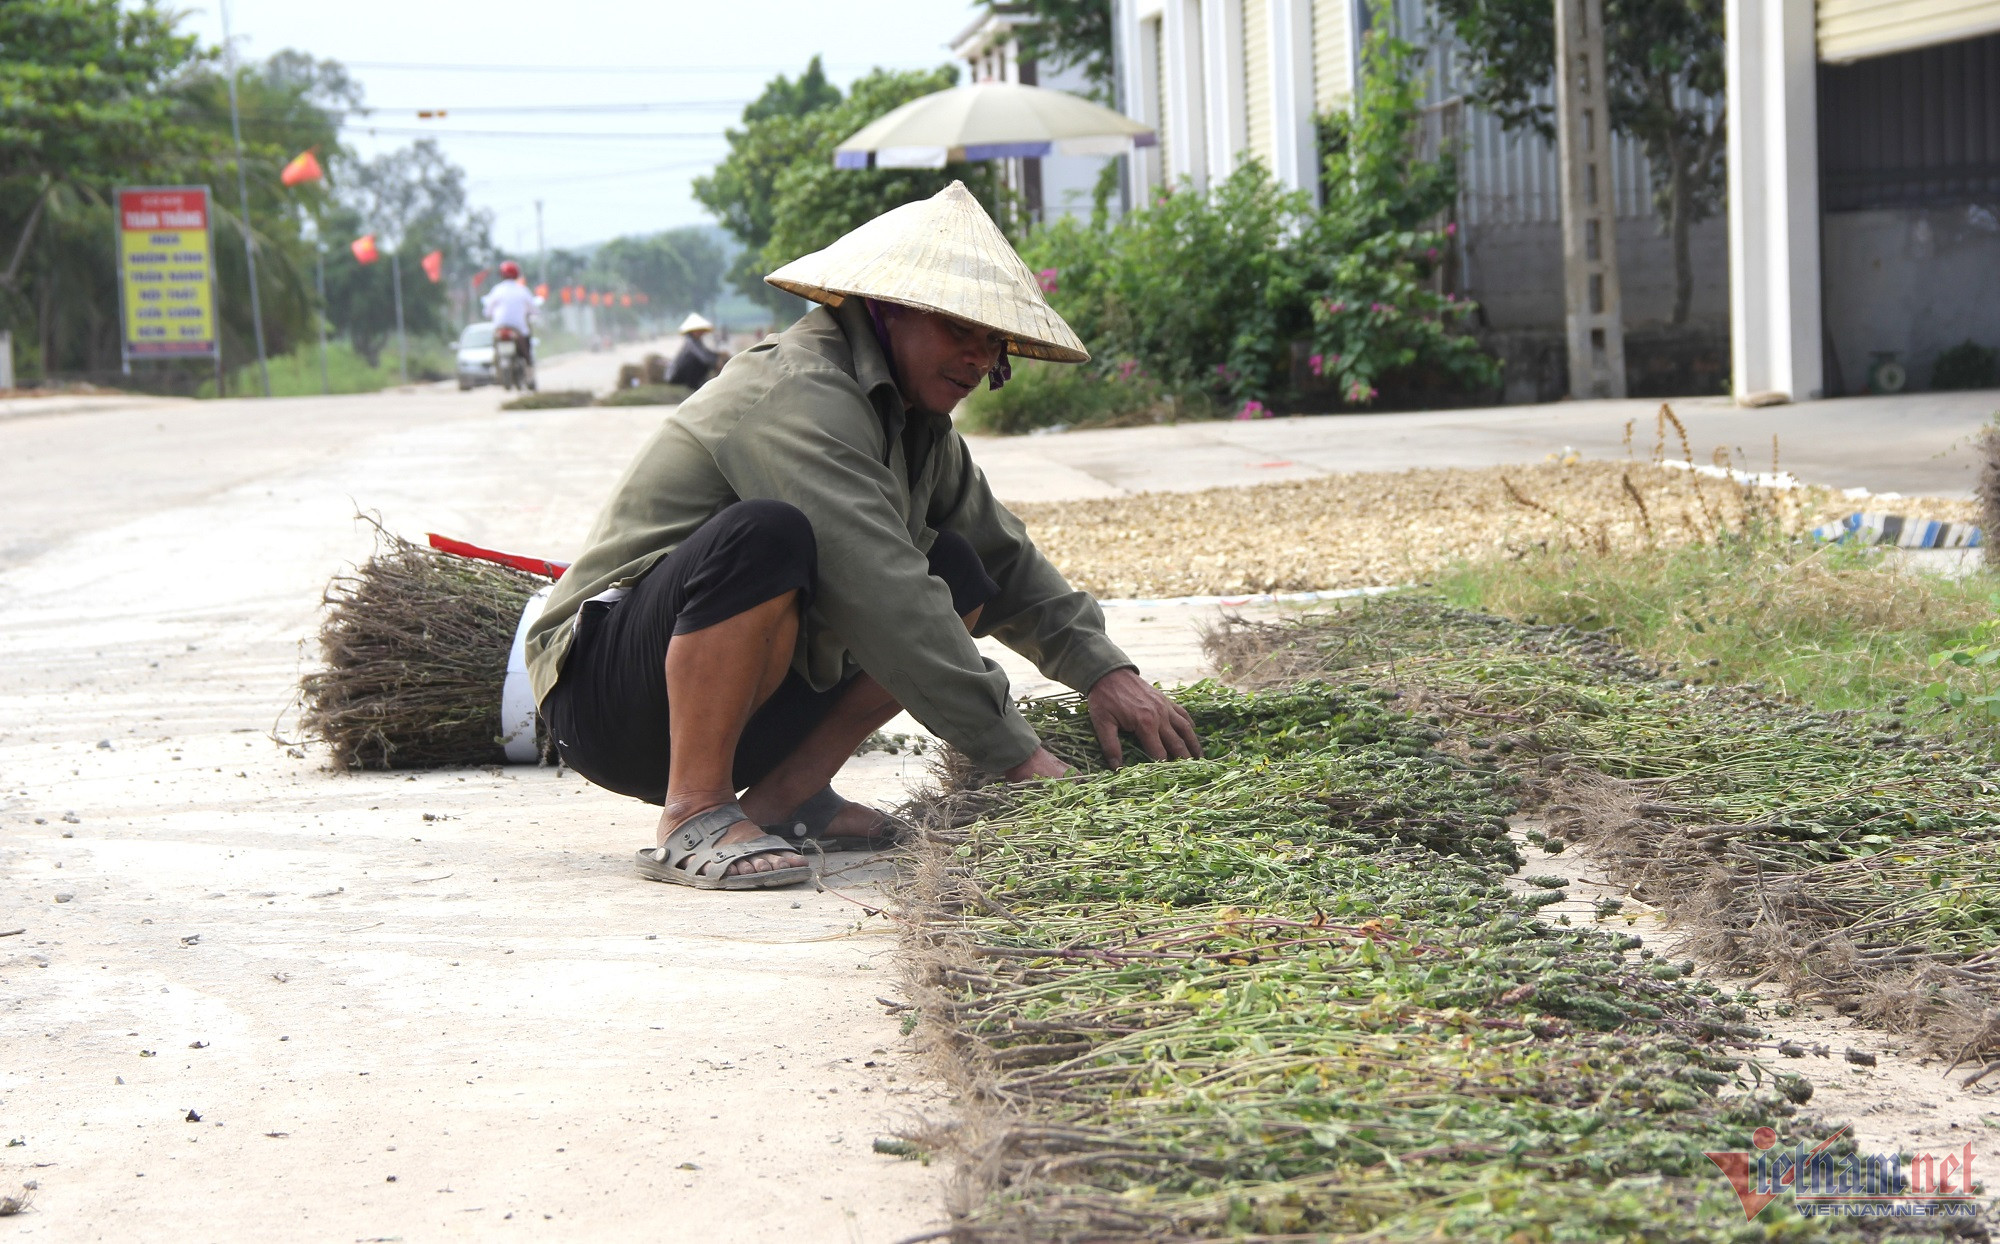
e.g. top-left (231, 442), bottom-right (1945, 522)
top-left (887, 308), bottom-right (1005, 415)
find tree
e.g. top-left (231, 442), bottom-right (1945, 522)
top-left (595, 228), bottom-right (725, 317)
top-left (1430, 0), bottom-right (1724, 324)
top-left (322, 141), bottom-right (492, 364)
top-left (692, 56), bottom-right (842, 313)
top-left (759, 66), bottom-right (1006, 279)
top-left (993, 0), bottom-right (1115, 97)
top-left (173, 53), bottom-right (356, 376)
top-left (0, 0), bottom-right (215, 289)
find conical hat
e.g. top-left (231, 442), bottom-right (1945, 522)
top-left (764, 181), bottom-right (1087, 363)
top-left (678, 312), bottom-right (714, 334)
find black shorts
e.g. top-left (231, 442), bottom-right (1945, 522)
top-left (540, 499), bottom-right (999, 804)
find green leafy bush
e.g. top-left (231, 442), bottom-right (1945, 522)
top-left (1012, 25), bottom-right (1496, 419)
top-left (1299, 29), bottom-right (1499, 405)
top-left (1932, 339), bottom-right (1999, 391)
top-left (956, 357), bottom-right (1190, 435)
top-left (1019, 165), bottom-right (1312, 410)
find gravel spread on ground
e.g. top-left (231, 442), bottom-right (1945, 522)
top-left (1012, 460), bottom-right (1980, 598)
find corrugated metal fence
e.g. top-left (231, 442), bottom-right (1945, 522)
top-left (1389, 0), bottom-right (1720, 226)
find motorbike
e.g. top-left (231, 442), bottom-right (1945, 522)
top-left (493, 326), bottom-right (537, 392)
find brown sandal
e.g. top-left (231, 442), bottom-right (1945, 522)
top-left (636, 804), bottom-right (810, 890)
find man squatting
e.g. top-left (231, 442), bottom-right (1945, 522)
top-left (524, 182), bottom-right (1202, 890)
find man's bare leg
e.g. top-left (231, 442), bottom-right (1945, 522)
top-left (659, 590), bottom-right (804, 877)
top-left (738, 606), bottom-right (983, 838)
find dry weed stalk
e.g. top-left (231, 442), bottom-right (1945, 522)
top-left (1978, 424), bottom-right (2000, 571)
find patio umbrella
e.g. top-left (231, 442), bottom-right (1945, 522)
top-left (834, 82), bottom-right (1156, 170)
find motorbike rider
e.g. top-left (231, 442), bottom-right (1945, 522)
top-left (481, 260), bottom-right (541, 364)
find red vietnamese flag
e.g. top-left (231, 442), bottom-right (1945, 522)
top-left (280, 149), bottom-right (323, 187)
top-left (559, 287), bottom-right (571, 305)
top-left (534, 282), bottom-right (548, 299)
top-left (471, 268), bottom-right (489, 290)
top-left (420, 250), bottom-right (443, 282)
top-left (351, 234), bottom-right (379, 265)
top-left (620, 293), bottom-right (632, 307)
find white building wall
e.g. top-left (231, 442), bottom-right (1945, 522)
top-left (953, 14), bottom-right (1121, 224)
top-left (1726, 0), bottom-right (1825, 398)
top-left (1201, 0), bottom-right (1249, 181)
top-left (1164, 0), bottom-right (1210, 187)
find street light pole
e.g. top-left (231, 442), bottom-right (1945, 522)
top-left (314, 245), bottom-right (330, 395)
top-left (390, 250), bottom-right (409, 385)
top-left (535, 199), bottom-right (546, 288)
top-left (218, 0), bottom-right (271, 398)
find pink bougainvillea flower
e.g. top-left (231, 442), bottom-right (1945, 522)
top-left (1444, 222), bottom-right (1457, 237)
top-left (1233, 400), bottom-right (1268, 421)
top-left (1308, 353), bottom-right (1324, 376)
top-left (1116, 359), bottom-right (1140, 381)
top-left (1036, 268), bottom-right (1060, 295)
top-left (1425, 247), bottom-right (1440, 261)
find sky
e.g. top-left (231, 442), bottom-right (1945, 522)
top-left (184, 0), bottom-right (988, 254)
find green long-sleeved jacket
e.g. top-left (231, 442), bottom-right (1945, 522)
top-left (524, 299), bottom-right (1134, 772)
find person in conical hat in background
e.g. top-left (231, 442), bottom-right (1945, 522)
top-left (665, 311), bottom-right (727, 390)
top-left (526, 182), bottom-right (1202, 891)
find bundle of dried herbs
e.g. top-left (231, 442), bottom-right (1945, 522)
top-left (297, 526), bottom-right (547, 769)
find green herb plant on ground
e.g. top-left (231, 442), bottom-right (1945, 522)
top-left (500, 389), bottom-right (594, 411)
top-left (1207, 598), bottom-right (2000, 1057)
top-left (595, 382), bottom-right (692, 407)
top-left (896, 676), bottom-right (1943, 1242)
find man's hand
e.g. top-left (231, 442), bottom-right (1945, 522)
top-left (1003, 747), bottom-right (1069, 782)
top-left (1086, 669), bottom-right (1203, 767)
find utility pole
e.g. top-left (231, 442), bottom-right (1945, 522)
top-left (218, 0), bottom-right (271, 398)
top-left (314, 245), bottom-right (330, 394)
top-left (1554, 0), bottom-right (1626, 399)
top-left (535, 199), bottom-right (546, 288)
top-left (390, 250), bottom-right (409, 385)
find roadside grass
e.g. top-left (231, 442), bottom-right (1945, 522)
top-left (1435, 536), bottom-right (2000, 747)
top-left (199, 338), bottom-right (453, 398)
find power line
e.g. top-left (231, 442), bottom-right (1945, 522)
top-left (468, 157), bottom-right (722, 187)
top-left (342, 59), bottom-right (938, 75)
top-left (346, 125), bottom-right (732, 141)
top-left (366, 101), bottom-right (750, 114)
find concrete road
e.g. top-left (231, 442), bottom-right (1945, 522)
top-left (3, 371), bottom-right (1994, 1241)
top-left (0, 341), bottom-right (963, 1243)
top-left (972, 389), bottom-right (2000, 502)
